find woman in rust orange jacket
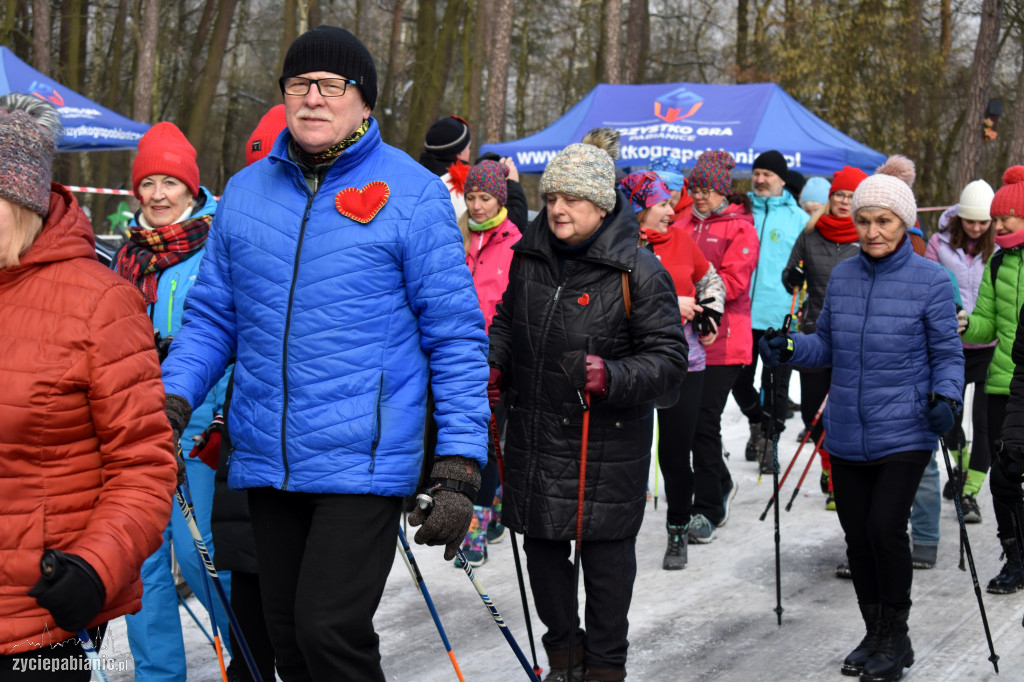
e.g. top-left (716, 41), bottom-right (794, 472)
top-left (0, 94), bottom-right (177, 678)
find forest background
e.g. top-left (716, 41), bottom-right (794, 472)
top-left (2, 0), bottom-right (1023, 232)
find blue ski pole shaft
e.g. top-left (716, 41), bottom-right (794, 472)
top-left (176, 483), bottom-right (264, 682)
top-left (177, 591), bottom-right (216, 647)
top-left (396, 527), bottom-right (466, 681)
top-left (77, 629), bottom-right (111, 682)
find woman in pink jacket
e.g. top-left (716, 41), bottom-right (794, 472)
top-left (457, 159), bottom-right (522, 565)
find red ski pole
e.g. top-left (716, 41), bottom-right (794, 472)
top-left (785, 430), bottom-right (827, 511)
top-left (759, 394), bottom-right (827, 521)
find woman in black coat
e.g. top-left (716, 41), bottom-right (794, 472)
top-left (487, 129), bottom-right (688, 682)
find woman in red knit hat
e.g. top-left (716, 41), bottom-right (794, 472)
top-left (114, 120), bottom-right (235, 678)
top-left (960, 164), bottom-right (1024, 596)
top-left (782, 165), bottom-right (868, 513)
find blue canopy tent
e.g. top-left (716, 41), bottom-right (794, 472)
top-left (482, 82), bottom-right (886, 176)
top-left (0, 46), bottom-right (149, 151)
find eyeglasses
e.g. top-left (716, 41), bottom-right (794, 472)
top-left (833, 192), bottom-right (855, 202)
top-left (689, 188), bottom-right (715, 198)
top-left (281, 76), bottom-right (358, 98)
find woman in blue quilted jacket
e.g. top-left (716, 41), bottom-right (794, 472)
top-left (760, 156), bottom-right (963, 682)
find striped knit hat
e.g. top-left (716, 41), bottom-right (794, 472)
top-left (0, 94), bottom-right (61, 217)
top-left (465, 159), bottom-right (508, 206)
top-left (688, 150), bottom-right (735, 195)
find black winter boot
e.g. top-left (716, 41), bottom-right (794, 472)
top-left (663, 523), bottom-right (688, 570)
top-left (859, 606), bottom-right (913, 682)
top-left (840, 603), bottom-right (881, 676)
top-left (745, 422), bottom-right (765, 461)
top-left (987, 539), bottom-right (1024, 594)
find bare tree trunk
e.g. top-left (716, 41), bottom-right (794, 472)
top-left (903, 0), bottom-right (924, 159)
top-left (469, 0), bottom-right (487, 134)
top-left (309, 0), bottom-right (322, 29)
top-left (31, 0), bottom-right (50, 74)
top-left (514, 0), bottom-right (530, 138)
top-left (378, 0), bottom-right (405, 144)
top-left (185, 0), bottom-right (218, 89)
top-left (186, 0), bottom-right (238, 148)
top-left (736, 0), bottom-right (749, 81)
top-left (280, 0), bottom-right (297, 74)
top-left (955, 0), bottom-right (1004, 191)
top-left (1009, 39), bottom-right (1024, 163)
top-left (59, 0), bottom-right (84, 90)
top-left (602, 0), bottom-right (621, 83)
top-left (482, 0), bottom-right (512, 144)
top-left (133, 0), bottom-right (159, 123)
top-left (939, 0), bottom-right (952, 61)
top-left (623, 0), bottom-right (648, 83)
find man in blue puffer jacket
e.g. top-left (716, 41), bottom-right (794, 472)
top-left (159, 26), bottom-right (489, 681)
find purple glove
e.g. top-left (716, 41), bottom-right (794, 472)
top-left (584, 354), bottom-right (607, 397)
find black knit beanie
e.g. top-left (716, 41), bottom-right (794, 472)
top-left (752, 150), bottom-right (788, 180)
top-left (424, 116), bottom-right (471, 157)
top-left (280, 25), bottom-right (378, 110)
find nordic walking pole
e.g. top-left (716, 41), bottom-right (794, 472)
top-left (37, 551), bottom-right (112, 682)
top-left (957, 446), bottom-right (966, 571)
top-left (784, 431), bottom-right (827, 512)
top-left (758, 394), bottom-right (827, 520)
top-left (177, 591), bottom-right (216, 648)
top-left (490, 413), bottom-right (543, 676)
top-left (414, 495), bottom-right (541, 682)
top-left (565, 389), bottom-right (592, 673)
top-left (767, 318), bottom-right (793, 626)
top-left (938, 431), bottom-right (999, 672)
top-left (175, 479), bottom-right (264, 682)
top-left (396, 527), bottom-right (465, 681)
top-left (179, 476), bottom-right (229, 682)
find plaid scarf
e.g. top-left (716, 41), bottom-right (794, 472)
top-left (290, 119), bottom-right (369, 166)
top-left (115, 212), bottom-right (213, 304)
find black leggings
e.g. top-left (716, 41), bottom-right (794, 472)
top-left (985, 394), bottom-right (1024, 542)
top-left (945, 346), bottom-right (994, 473)
top-left (692, 365), bottom-right (741, 524)
top-left (656, 370), bottom-right (704, 526)
top-left (831, 455), bottom-right (927, 610)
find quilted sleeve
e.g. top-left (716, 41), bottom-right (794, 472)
top-left (961, 257), bottom-right (997, 344)
top-left (924, 267), bottom-right (966, 405)
top-left (488, 253), bottom-right (522, 373)
top-left (790, 281), bottom-right (834, 369)
top-left (604, 252), bottom-right (689, 406)
top-left (402, 185), bottom-right (490, 467)
top-left (161, 208), bottom-right (238, 408)
top-left (70, 283), bottom-right (177, 600)
top-left (718, 219), bottom-right (759, 302)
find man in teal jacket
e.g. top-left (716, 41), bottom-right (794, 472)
top-left (159, 26), bottom-right (489, 681)
top-left (732, 151), bottom-right (808, 470)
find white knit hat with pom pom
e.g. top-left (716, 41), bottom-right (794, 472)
top-left (852, 155), bottom-right (918, 229)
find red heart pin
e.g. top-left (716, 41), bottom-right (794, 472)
top-left (578, 293), bottom-right (590, 305)
top-left (335, 181), bottom-right (390, 223)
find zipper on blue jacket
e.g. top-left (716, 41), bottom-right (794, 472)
top-left (167, 273), bottom-right (179, 334)
top-left (859, 261), bottom-right (875, 457)
top-left (369, 374), bottom-right (384, 473)
top-left (280, 185), bottom-right (316, 490)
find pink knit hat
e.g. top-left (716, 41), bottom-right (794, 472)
top-left (851, 155), bottom-right (917, 229)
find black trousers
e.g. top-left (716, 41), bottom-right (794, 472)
top-left (0, 625), bottom-right (105, 682)
top-left (831, 456), bottom-right (927, 610)
top-left (227, 571), bottom-right (277, 682)
top-left (657, 370), bottom-right (704, 526)
top-left (799, 367), bottom-right (831, 446)
top-left (985, 394), bottom-right (1024, 542)
top-left (524, 535), bottom-right (636, 677)
top-left (730, 329), bottom-right (793, 432)
top-left (945, 346), bottom-right (995, 473)
top-left (692, 364), bottom-right (741, 524)
top-left (248, 488), bottom-right (401, 682)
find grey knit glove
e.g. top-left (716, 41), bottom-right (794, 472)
top-left (165, 394), bottom-right (192, 487)
top-left (408, 456), bottom-right (481, 560)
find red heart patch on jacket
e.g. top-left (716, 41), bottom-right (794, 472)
top-left (335, 181), bottom-right (390, 223)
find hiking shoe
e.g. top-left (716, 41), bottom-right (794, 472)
top-left (787, 398), bottom-right (799, 419)
top-left (835, 562), bottom-right (852, 579)
top-left (911, 544), bottom-right (937, 569)
top-left (987, 540), bottom-right (1024, 594)
top-left (758, 446), bottom-right (774, 475)
top-left (745, 422), bottom-right (765, 461)
top-left (718, 480), bottom-right (738, 528)
top-left (825, 491), bottom-right (836, 511)
top-left (487, 519), bottom-right (508, 544)
top-left (543, 668), bottom-right (582, 682)
top-left (454, 546), bottom-right (487, 568)
top-left (688, 514), bottom-right (717, 544)
top-left (663, 523), bottom-right (688, 570)
top-left (796, 426), bottom-right (808, 443)
top-left (961, 494), bottom-right (982, 523)
top-left (820, 469), bottom-right (831, 495)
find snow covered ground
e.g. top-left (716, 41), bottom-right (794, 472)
top-left (102, 392), bottom-right (1024, 681)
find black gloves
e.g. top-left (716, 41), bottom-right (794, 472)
top-left (166, 394), bottom-right (192, 486)
top-left (758, 327), bottom-right (793, 367)
top-left (786, 264), bottom-right (805, 291)
top-left (925, 393), bottom-right (957, 437)
top-left (692, 297), bottom-right (722, 337)
top-left (28, 549), bottom-right (106, 632)
top-left (408, 456), bottom-right (482, 560)
top-left (995, 441), bottom-right (1024, 479)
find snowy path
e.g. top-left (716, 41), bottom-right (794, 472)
top-left (103, 396), bottom-right (1024, 681)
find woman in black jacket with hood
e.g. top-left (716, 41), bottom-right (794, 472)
top-left (487, 129), bottom-right (688, 682)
